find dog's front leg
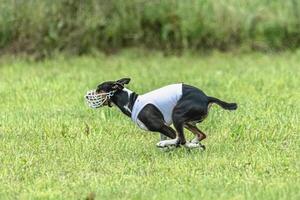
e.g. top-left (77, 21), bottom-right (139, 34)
top-left (156, 126), bottom-right (178, 148)
top-left (155, 125), bottom-right (179, 148)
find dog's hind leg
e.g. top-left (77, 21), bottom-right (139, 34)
top-left (184, 123), bottom-right (206, 150)
top-left (172, 119), bottom-right (186, 146)
top-left (172, 121), bottom-right (203, 149)
top-left (184, 123), bottom-right (207, 144)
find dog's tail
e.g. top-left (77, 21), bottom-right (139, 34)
top-left (208, 96), bottom-right (237, 110)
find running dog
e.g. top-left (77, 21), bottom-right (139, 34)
top-left (85, 78), bottom-right (237, 149)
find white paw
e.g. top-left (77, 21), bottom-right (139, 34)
top-left (159, 145), bottom-right (177, 151)
top-left (156, 138), bottom-right (178, 148)
top-left (184, 142), bottom-right (201, 148)
top-left (191, 137), bottom-right (200, 144)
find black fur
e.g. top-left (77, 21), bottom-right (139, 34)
top-left (96, 78), bottom-right (237, 147)
top-left (208, 96), bottom-right (237, 110)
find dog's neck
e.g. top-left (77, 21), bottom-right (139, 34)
top-left (110, 88), bottom-right (138, 117)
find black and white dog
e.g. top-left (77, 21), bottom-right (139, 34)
top-left (85, 78), bottom-right (237, 149)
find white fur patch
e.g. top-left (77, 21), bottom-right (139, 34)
top-left (191, 137), bottom-right (200, 144)
top-left (123, 88), bottom-right (133, 96)
top-left (123, 104), bottom-right (132, 113)
top-left (122, 87), bottom-right (134, 114)
top-left (156, 138), bottom-right (178, 147)
top-left (184, 142), bottom-right (201, 148)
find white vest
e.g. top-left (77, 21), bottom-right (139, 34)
top-left (131, 84), bottom-right (183, 130)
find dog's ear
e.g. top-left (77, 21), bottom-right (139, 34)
top-left (116, 78), bottom-right (131, 85)
top-left (111, 78), bottom-right (130, 91)
top-left (112, 82), bottom-right (124, 90)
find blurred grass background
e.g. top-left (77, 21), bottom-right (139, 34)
top-left (1, 0), bottom-right (300, 57)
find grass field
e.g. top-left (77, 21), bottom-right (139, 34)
top-left (0, 50), bottom-right (299, 199)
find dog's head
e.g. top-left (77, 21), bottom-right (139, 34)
top-left (85, 78), bottom-right (131, 108)
top-left (96, 78), bottom-right (131, 94)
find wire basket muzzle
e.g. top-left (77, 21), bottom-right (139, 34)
top-left (85, 90), bottom-right (108, 108)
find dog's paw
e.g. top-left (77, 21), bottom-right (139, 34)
top-left (185, 142), bottom-right (206, 150)
top-left (184, 142), bottom-right (200, 148)
top-left (158, 145), bottom-right (177, 151)
top-left (156, 141), bottom-right (166, 148)
top-left (190, 137), bottom-right (200, 144)
top-left (156, 141), bottom-right (173, 148)
top-left (156, 139), bottom-right (178, 148)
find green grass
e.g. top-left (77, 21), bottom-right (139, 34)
top-left (0, 50), bottom-right (299, 199)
